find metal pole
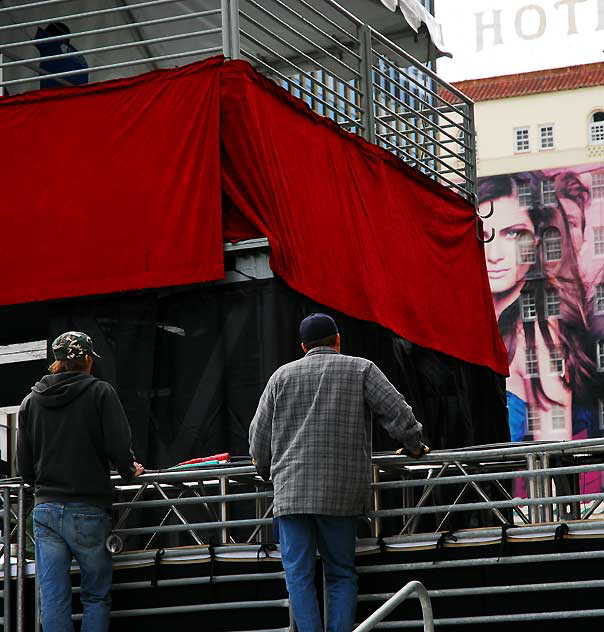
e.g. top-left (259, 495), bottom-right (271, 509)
top-left (221, 0), bottom-right (232, 59)
top-left (540, 453), bottom-right (553, 523)
top-left (526, 453), bottom-right (540, 524)
top-left (219, 477), bottom-right (229, 544)
top-left (16, 487), bottom-right (24, 632)
top-left (371, 465), bottom-right (381, 538)
top-left (229, 0), bottom-right (241, 59)
top-left (359, 24), bottom-right (376, 144)
top-left (3, 488), bottom-right (12, 632)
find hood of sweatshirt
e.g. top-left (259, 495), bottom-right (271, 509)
top-left (31, 373), bottom-right (97, 409)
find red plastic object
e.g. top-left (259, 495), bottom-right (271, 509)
top-left (177, 453), bottom-right (230, 466)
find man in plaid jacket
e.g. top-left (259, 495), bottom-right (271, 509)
top-left (249, 313), bottom-right (427, 632)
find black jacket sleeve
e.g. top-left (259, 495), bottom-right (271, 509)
top-left (99, 383), bottom-right (136, 481)
top-left (16, 398), bottom-right (35, 486)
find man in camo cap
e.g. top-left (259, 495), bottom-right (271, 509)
top-left (17, 330), bottom-right (143, 632)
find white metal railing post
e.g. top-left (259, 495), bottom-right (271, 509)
top-left (355, 580), bottom-right (434, 632)
top-left (358, 24), bottom-right (376, 144)
top-left (221, 0), bottom-right (232, 59)
top-left (229, 0), bottom-right (241, 59)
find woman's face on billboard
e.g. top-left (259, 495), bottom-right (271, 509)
top-left (481, 195), bottom-right (535, 295)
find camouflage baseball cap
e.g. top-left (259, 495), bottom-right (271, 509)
top-left (52, 331), bottom-right (100, 360)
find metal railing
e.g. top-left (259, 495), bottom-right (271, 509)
top-left (2, 439), bottom-right (604, 628)
top-left (355, 581), bottom-right (433, 632)
top-left (0, 0), bottom-right (476, 202)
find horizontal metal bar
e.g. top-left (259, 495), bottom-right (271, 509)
top-left (0, 28), bottom-right (222, 70)
top-left (243, 0), bottom-right (361, 78)
top-left (110, 464), bottom-right (257, 484)
top-left (75, 571), bottom-right (286, 594)
top-left (372, 50), bottom-right (471, 125)
top-left (359, 579), bottom-right (604, 602)
top-left (372, 91), bottom-right (471, 176)
top-left (73, 599), bottom-right (289, 620)
top-left (370, 28), bottom-right (472, 107)
top-left (112, 490), bottom-right (273, 509)
top-left (371, 63), bottom-right (472, 144)
top-left (1, 46), bottom-right (223, 88)
top-left (373, 437), bottom-right (604, 465)
top-left (241, 47), bottom-right (362, 128)
top-left (357, 549), bottom-right (604, 575)
top-left (1, 8), bottom-right (222, 51)
top-left (113, 516), bottom-right (274, 536)
top-left (0, 0), bottom-right (208, 32)
top-left (238, 20), bottom-right (362, 108)
top-left (285, 0), bottom-right (362, 41)
top-left (373, 461), bottom-right (604, 490)
top-left (261, 0), bottom-right (361, 61)
top-left (372, 491), bottom-right (604, 519)
top-left (375, 135), bottom-right (471, 198)
top-left (0, 0), bottom-right (76, 13)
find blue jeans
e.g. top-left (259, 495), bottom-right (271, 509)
top-left (33, 503), bottom-right (112, 632)
top-left (278, 514), bottom-right (358, 632)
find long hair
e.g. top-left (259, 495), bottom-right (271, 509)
top-left (48, 358), bottom-right (88, 374)
top-left (478, 171), bottom-right (593, 406)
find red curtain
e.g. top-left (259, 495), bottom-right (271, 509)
top-left (220, 61), bottom-right (508, 374)
top-left (0, 58), bottom-right (223, 305)
top-left (0, 56), bottom-right (508, 374)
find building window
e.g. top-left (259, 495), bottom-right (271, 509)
top-left (595, 227), bottom-right (604, 256)
top-left (521, 291), bottom-right (536, 321)
top-left (549, 347), bottom-right (564, 376)
top-left (517, 233), bottom-right (536, 264)
top-left (599, 399), bottom-right (604, 430)
top-left (545, 287), bottom-right (560, 318)
top-left (590, 112), bottom-right (604, 145)
top-left (517, 181), bottom-right (532, 207)
top-left (593, 172), bottom-right (604, 200)
top-left (514, 127), bottom-right (530, 152)
top-left (541, 179), bottom-right (557, 206)
top-left (527, 406), bottom-right (541, 432)
top-left (525, 347), bottom-right (539, 377)
top-left (596, 284), bottom-right (604, 314)
top-left (543, 227), bottom-right (562, 260)
top-left (551, 405), bottom-right (565, 430)
top-left (538, 124), bottom-right (554, 149)
top-left (597, 340), bottom-right (604, 371)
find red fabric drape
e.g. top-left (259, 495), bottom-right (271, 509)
top-left (0, 56), bottom-right (508, 374)
top-left (220, 61), bottom-right (508, 374)
top-left (0, 58), bottom-right (223, 305)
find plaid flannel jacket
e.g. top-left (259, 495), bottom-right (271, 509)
top-left (248, 347), bottom-right (422, 517)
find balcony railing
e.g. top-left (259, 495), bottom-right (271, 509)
top-left (0, 0), bottom-right (476, 203)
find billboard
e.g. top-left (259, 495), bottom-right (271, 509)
top-left (479, 163), bottom-right (604, 447)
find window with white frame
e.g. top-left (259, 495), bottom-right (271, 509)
top-left (514, 127), bottom-right (530, 152)
top-left (521, 291), bottom-right (536, 321)
top-left (549, 347), bottom-right (564, 376)
top-left (595, 227), bottom-right (604, 256)
top-left (597, 340), bottom-right (604, 371)
top-left (543, 227), bottom-right (562, 261)
top-left (593, 172), bottom-right (604, 200)
top-left (527, 406), bottom-right (541, 432)
top-left (525, 347), bottom-right (539, 377)
top-left (541, 179), bottom-right (557, 206)
top-left (590, 112), bottom-right (604, 145)
top-left (517, 181), bottom-right (532, 207)
top-left (538, 124), bottom-right (554, 149)
top-left (517, 232), bottom-right (536, 264)
top-left (545, 287), bottom-right (560, 318)
top-left (551, 405), bottom-right (565, 430)
top-left (599, 399), bottom-right (604, 430)
top-left (596, 284), bottom-right (604, 314)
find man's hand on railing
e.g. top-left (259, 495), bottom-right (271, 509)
top-left (396, 443), bottom-right (431, 458)
top-left (133, 462), bottom-right (145, 477)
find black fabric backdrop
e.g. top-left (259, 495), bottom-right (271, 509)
top-left (31, 277), bottom-right (509, 469)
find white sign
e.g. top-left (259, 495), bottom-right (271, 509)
top-left (435, 0), bottom-right (604, 82)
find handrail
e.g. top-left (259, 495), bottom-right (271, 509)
top-left (355, 580), bottom-right (434, 632)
